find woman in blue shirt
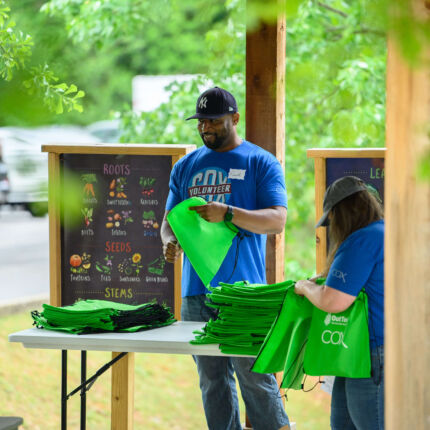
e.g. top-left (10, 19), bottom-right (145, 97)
top-left (295, 176), bottom-right (384, 430)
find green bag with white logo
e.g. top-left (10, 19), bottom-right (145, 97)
top-left (303, 290), bottom-right (371, 378)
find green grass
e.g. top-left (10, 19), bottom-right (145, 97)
top-left (1, 311), bottom-right (330, 429)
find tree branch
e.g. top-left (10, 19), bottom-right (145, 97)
top-left (354, 27), bottom-right (385, 37)
top-left (325, 25), bottom-right (385, 38)
top-left (317, 2), bottom-right (348, 18)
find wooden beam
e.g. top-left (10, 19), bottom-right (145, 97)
top-left (111, 352), bottom-right (135, 430)
top-left (313, 157), bottom-right (327, 274)
top-left (385, 3), bottom-right (430, 428)
top-left (246, 15), bottom-right (286, 284)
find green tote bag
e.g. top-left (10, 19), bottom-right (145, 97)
top-left (303, 290), bottom-right (371, 378)
top-left (251, 287), bottom-right (314, 390)
top-left (167, 197), bottom-right (238, 287)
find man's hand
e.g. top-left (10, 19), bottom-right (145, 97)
top-left (163, 240), bottom-right (183, 263)
top-left (189, 201), bottom-right (227, 223)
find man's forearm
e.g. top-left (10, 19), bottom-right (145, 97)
top-left (188, 202), bottom-right (287, 234)
top-left (231, 206), bottom-right (287, 234)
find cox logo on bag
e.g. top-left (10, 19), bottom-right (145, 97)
top-left (322, 312), bottom-right (349, 348)
top-left (321, 330), bottom-right (349, 348)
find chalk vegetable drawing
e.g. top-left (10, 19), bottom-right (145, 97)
top-left (81, 207), bottom-right (93, 227)
top-left (139, 177), bottom-right (156, 196)
top-left (70, 252), bottom-right (91, 273)
top-left (109, 177), bottom-right (128, 198)
top-left (148, 255), bottom-right (165, 276)
top-left (142, 210), bottom-right (158, 228)
top-left (106, 209), bottom-right (133, 228)
top-left (95, 255), bottom-right (114, 275)
top-left (82, 174), bottom-right (97, 197)
top-left (118, 254), bottom-right (143, 276)
top-left (122, 210), bottom-right (133, 225)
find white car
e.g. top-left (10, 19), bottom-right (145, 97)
top-left (0, 160), bottom-right (9, 204)
top-left (0, 126), bottom-right (100, 216)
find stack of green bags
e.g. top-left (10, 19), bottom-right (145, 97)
top-left (32, 299), bottom-right (176, 335)
top-left (191, 280), bottom-right (294, 355)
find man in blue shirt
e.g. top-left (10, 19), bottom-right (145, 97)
top-left (161, 87), bottom-right (290, 430)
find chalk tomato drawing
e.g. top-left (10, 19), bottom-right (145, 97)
top-left (70, 254), bottom-right (82, 267)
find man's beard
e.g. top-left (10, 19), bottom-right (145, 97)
top-left (200, 132), bottom-right (225, 150)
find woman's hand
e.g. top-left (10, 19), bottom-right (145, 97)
top-left (294, 279), bottom-right (314, 296)
top-left (294, 279), bottom-right (356, 313)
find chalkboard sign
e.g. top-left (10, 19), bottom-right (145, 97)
top-left (42, 144), bottom-right (195, 317)
top-left (307, 148), bottom-right (386, 273)
top-left (326, 157), bottom-right (385, 204)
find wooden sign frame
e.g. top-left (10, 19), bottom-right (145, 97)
top-left (307, 148), bottom-right (386, 274)
top-left (42, 143), bottom-right (195, 430)
top-left (42, 143), bottom-right (195, 319)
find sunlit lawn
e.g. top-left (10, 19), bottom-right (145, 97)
top-left (1, 311), bottom-right (330, 429)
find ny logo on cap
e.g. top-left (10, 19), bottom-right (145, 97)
top-left (199, 96), bottom-right (208, 109)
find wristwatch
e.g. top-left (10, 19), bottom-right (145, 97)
top-left (224, 205), bottom-right (234, 222)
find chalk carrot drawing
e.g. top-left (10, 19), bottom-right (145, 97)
top-left (81, 173), bottom-right (97, 197)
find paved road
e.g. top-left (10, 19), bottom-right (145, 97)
top-left (0, 208), bottom-right (49, 302)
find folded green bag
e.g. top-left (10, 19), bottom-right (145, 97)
top-left (167, 197), bottom-right (238, 286)
top-left (31, 299), bottom-right (176, 334)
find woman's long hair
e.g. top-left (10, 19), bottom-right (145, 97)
top-left (322, 190), bottom-right (384, 277)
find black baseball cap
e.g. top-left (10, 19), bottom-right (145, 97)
top-left (316, 176), bottom-right (368, 228)
top-left (186, 87), bottom-right (238, 120)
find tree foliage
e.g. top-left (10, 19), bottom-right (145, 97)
top-left (2, 0), bottom-right (429, 275)
top-left (0, 0), bottom-right (84, 117)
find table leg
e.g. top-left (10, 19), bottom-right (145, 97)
top-left (81, 351), bottom-right (87, 430)
top-left (61, 350), bottom-right (67, 430)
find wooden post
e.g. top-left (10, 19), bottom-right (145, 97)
top-left (385, 2), bottom-right (430, 428)
top-left (313, 157), bottom-right (327, 274)
top-left (246, 15), bottom-right (286, 284)
top-left (245, 11), bottom-right (286, 430)
top-left (48, 152), bottom-right (62, 307)
top-left (111, 352), bottom-right (135, 430)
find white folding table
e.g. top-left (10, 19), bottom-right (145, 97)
top-left (9, 321), bottom-right (250, 430)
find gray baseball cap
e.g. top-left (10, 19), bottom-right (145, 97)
top-left (316, 176), bottom-right (367, 228)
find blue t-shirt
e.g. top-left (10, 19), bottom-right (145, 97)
top-left (326, 220), bottom-right (384, 348)
top-left (165, 140), bottom-right (288, 297)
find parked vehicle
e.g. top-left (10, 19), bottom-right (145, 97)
top-left (0, 159), bottom-right (9, 204)
top-left (0, 126), bottom-right (100, 216)
top-left (87, 119), bottom-right (122, 143)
